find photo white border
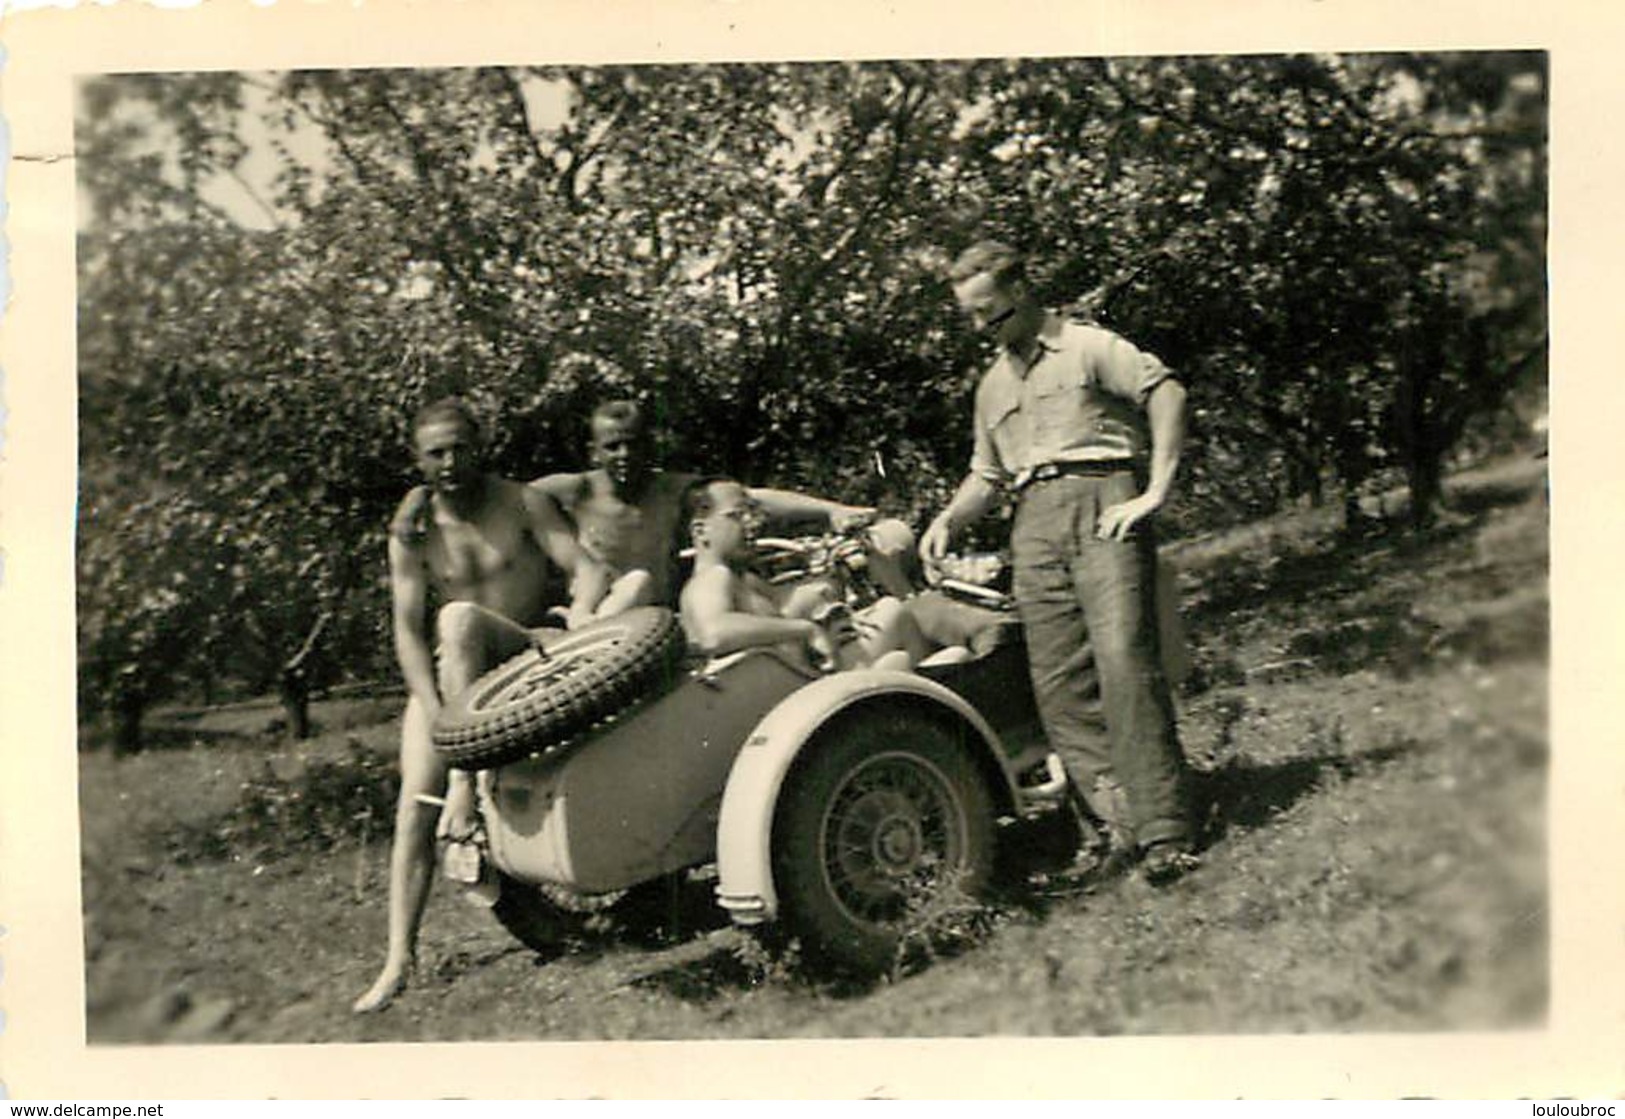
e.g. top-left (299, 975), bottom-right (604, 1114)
top-left (2, 0), bottom-right (1619, 1099)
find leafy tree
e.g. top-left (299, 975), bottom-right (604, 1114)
top-left (75, 55), bottom-right (1546, 743)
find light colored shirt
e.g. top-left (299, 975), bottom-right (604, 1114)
top-left (971, 314), bottom-right (1173, 489)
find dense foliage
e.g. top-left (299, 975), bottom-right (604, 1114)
top-left (75, 55), bottom-right (1546, 748)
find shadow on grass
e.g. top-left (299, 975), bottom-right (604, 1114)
top-left (986, 737), bottom-right (1420, 921)
top-left (610, 873), bottom-right (736, 949)
top-left (629, 945), bottom-right (773, 1002)
top-left (1185, 492), bottom-right (1547, 687)
top-left (88, 692), bottom-right (405, 756)
top-left (84, 721), bottom-right (266, 754)
top-left (1447, 469), bottom-right (1547, 516)
top-left (1196, 737), bottom-right (1417, 841)
top-left (626, 935), bottom-right (971, 1004)
top-left (624, 877), bottom-right (1010, 1005)
top-left (502, 873), bottom-right (738, 976)
top-left (1186, 524), bottom-right (1469, 629)
top-left (1183, 463), bottom-right (1545, 633)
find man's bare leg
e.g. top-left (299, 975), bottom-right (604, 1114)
top-left (862, 519), bottom-right (922, 599)
top-left (850, 596), bottom-right (931, 667)
top-left (870, 649), bottom-right (916, 672)
top-left (594, 569), bottom-right (655, 619)
top-left (354, 696), bottom-right (443, 1013)
top-left (355, 604), bottom-right (537, 1013)
top-left (432, 602), bottom-right (537, 841)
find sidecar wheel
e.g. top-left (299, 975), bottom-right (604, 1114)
top-left (432, 607), bottom-right (685, 769)
top-left (771, 710), bottom-right (996, 976)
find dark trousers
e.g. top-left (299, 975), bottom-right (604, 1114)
top-left (1010, 470), bottom-right (1191, 847)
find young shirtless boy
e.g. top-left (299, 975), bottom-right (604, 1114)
top-left (678, 477), bottom-right (927, 672)
top-left (353, 398), bottom-right (612, 1014)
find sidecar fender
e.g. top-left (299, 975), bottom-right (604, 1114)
top-left (713, 668), bottom-right (1020, 927)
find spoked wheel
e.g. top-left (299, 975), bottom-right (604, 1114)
top-left (772, 710), bottom-right (996, 976)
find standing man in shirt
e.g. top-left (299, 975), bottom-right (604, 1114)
top-left (919, 241), bottom-right (1198, 883)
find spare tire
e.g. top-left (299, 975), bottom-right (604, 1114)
top-left (432, 606), bottom-right (685, 769)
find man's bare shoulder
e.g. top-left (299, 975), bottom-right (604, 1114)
top-left (687, 561), bottom-right (735, 588)
top-left (387, 489), bottom-right (432, 581)
top-left (529, 471), bottom-right (591, 506)
top-left (680, 562), bottom-right (734, 605)
top-left (518, 477), bottom-right (572, 521)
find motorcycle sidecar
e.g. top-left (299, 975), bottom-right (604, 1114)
top-left (433, 605), bottom-right (1068, 974)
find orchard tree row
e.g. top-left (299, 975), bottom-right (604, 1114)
top-left (75, 54), bottom-right (1547, 749)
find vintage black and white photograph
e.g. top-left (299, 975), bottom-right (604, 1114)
top-left (68, 47), bottom-right (1552, 1051)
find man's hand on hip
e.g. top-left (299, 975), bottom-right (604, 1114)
top-left (1096, 493), bottom-right (1161, 542)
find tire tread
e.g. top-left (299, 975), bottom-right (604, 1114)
top-left (431, 607), bottom-right (685, 769)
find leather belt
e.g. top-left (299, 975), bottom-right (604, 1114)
top-left (1019, 460), bottom-right (1134, 491)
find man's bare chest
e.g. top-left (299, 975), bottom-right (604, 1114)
top-left (737, 574), bottom-right (781, 617)
top-left (574, 494), bottom-right (679, 560)
top-left (425, 519), bottom-right (546, 588)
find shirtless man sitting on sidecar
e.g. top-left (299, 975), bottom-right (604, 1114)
top-left (530, 400), bottom-right (879, 609)
top-left (679, 477), bottom-right (929, 673)
top-left (353, 397), bottom-right (623, 1014)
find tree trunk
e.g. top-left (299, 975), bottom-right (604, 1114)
top-left (1396, 367), bottom-right (1448, 530)
top-left (280, 671), bottom-right (312, 741)
top-left (279, 610), bottom-right (331, 741)
top-left (1392, 320), bottom-right (1449, 532)
top-left (112, 689), bottom-right (144, 756)
top-left (1406, 450), bottom-right (1446, 531)
top-left (1342, 490), bottom-right (1382, 539)
top-left (1281, 451), bottom-right (1322, 509)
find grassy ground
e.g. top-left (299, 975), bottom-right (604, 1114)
top-left (77, 458), bottom-right (1548, 1043)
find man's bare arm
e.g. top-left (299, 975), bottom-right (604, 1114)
top-left (681, 567), bottom-right (818, 658)
top-left (749, 486), bottom-right (876, 532)
top-left (388, 534), bottom-right (440, 715)
top-left (527, 471), bottom-right (586, 504)
top-left (521, 483), bottom-right (609, 628)
top-left (1141, 377), bottom-right (1187, 508)
top-left (1096, 377), bottom-right (1186, 542)
top-left (919, 473), bottom-right (1000, 570)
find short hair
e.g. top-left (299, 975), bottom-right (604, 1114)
top-left (681, 476), bottom-right (738, 532)
top-left (948, 240), bottom-right (1027, 286)
top-left (591, 399), bottom-right (645, 434)
top-left (412, 396), bottom-right (481, 440)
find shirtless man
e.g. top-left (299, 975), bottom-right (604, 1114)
top-left (353, 398), bottom-right (610, 1014)
top-left (530, 400), bottom-right (877, 606)
top-left (679, 478), bottom-right (926, 672)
